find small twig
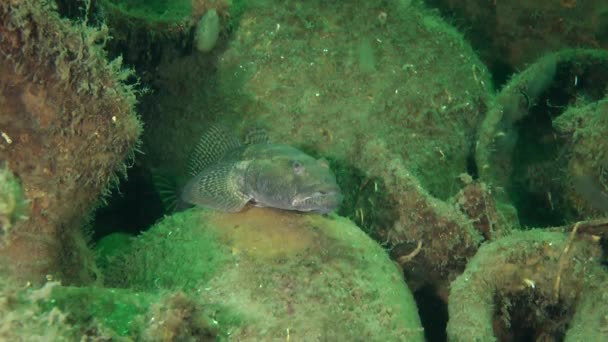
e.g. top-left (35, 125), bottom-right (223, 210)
top-left (554, 221), bottom-right (581, 302)
top-left (397, 240), bottom-right (423, 265)
top-left (547, 218), bottom-right (608, 238)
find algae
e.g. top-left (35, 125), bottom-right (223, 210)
top-left (3, 0), bottom-right (608, 340)
top-left (101, 208), bottom-right (425, 340)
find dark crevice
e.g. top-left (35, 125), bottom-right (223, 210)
top-left (414, 286), bottom-right (448, 342)
top-left (91, 163), bottom-right (165, 241)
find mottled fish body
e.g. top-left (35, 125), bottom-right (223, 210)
top-left (179, 125), bottom-right (343, 214)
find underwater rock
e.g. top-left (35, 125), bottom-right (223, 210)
top-left (0, 0), bottom-right (141, 283)
top-left (1, 280), bottom-right (217, 340)
top-left (450, 175), bottom-right (513, 241)
top-left (553, 99), bottom-right (608, 218)
top-left (447, 229), bottom-right (607, 341)
top-left (0, 281), bottom-right (76, 340)
top-left (141, 0), bottom-right (492, 201)
top-left (426, 0), bottom-right (608, 76)
top-left (475, 52), bottom-right (558, 184)
top-left (95, 0), bottom-right (231, 73)
top-left (104, 207), bottom-right (425, 340)
top-left (359, 140), bottom-right (486, 299)
top-left (136, 0), bottom-right (496, 298)
top-left (475, 49), bottom-right (608, 225)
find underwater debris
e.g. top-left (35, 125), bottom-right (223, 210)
top-left (548, 217), bottom-right (608, 239)
top-left (476, 49), bottom-right (608, 184)
top-left (93, 0), bottom-right (233, 78)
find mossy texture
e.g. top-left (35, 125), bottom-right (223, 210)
top-left (104, 207), bottom-right (424, 340)
top-left (101, 0), bottom-right (192, 22)
top-left (0, 166), bottom-right (27, 245)
top-left (137, 0), bottom-right (497, 296)
top-left (475, 49), bottom-right (608, 224)
top-left (448, 230), bottom-right (607, 341)
top-left (553, 98), bottom-right (608, 217)
top-left (141, 0), bottom-right (492, 201)
top-left (426, 0), bottom-right (608, 73)
top-left (2, 281), bottom-right (219, 340)
top-left (0, 0), bottom-right (142, 283)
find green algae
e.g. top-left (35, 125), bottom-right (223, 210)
top-left (104, 211), bottom-right (231, 291)
top-left (0, 166), bottom-right (27, 245)
top-left (448, 230), bottom-right (607, 341)
top-left (42, 286), bottom-right (152, 337)
top-left (102, 0), bottom-right (191, 23)
top-left (101, 207), bottom-right (424, 340)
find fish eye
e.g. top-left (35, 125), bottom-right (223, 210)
top-left (292, 160), bottom-right (303, 174)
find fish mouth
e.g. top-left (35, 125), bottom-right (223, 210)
top-left (291, 190), bottom-right (343, 213)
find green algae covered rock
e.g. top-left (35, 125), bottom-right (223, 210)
top-left (1, 281), bottom-right (219, 341)
top-left (136, 1), bottom-right (497, 291)
top-left (141, 0), bottom-right (492, 202)
top-left (447, 230), bottom-right (607, 341)
top-left (103, 207), bottom-right (424, 340)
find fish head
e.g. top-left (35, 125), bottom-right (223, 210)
top-left (249, 148), bottom-right (343, 214)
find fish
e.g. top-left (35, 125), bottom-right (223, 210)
top-left (155, 125), bottom-right (343, 214)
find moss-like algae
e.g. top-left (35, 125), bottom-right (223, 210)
top-left (102, 0), bottom-right (192, 22)
top-left (447, 230), bottom-right (607, 341)
top-left (0, 166), bottom-right (27, 246)
top-left (0, 0), bottom-right (142, 283)
top-left (102, 207), bottom-right (424, 340)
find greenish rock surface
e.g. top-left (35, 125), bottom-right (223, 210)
top-left (138, 1), bottom-right (497, 280)
top-left (1, 281), bottom-right (218, 341)
top-left (474, 49), bottom-right (608, 225)
top-left (447, 230), bottom-right (607, 341)
top-left (0, 166), bottom-right (27, 246)
top-left (552, 98), bottom-right (608, 217)
top-left (141, 0), bottom-right (493, 202)
top-left (100, 0), bottom-right (192, 23)
top-left (103, 207), bottom-right (424, 340)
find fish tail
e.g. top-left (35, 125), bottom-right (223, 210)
top-left (150, 167), bottom-right (180, 214)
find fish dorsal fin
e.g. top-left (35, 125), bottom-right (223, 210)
top-left (187, 124), bottom-right (242, 177)
top-left (181, 161), bottom-right (251, 212)
top-left (244, 127), bottom-right (270, 145)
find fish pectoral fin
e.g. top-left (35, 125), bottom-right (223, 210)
top-left (150, 167), bottom-right (179, 213)
top-left (183, 162), bottom-right (250, 212)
